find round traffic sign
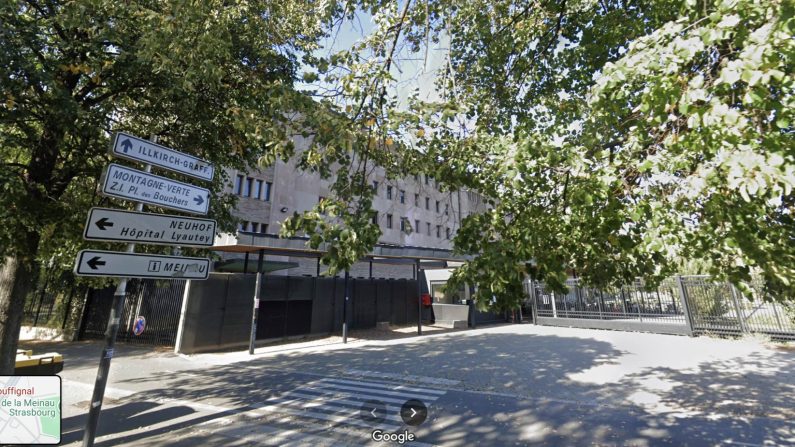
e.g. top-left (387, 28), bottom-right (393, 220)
top-left (133, 316), bottom-right (146, 336)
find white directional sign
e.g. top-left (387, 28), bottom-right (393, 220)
top-left (110, 132), bottom-right (214, 181)
top-left (83, 208), bottom-right (217, 247)
top-left (74, 250), bottom-right (210, 279)
top-left (101, 163), bottom-right (210, 215)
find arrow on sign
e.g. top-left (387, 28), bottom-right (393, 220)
top-left (87, 257), bottom-right (106, 270)
top-left (193, 195), bottom-right (204, 206)
top-left (120, 139), bottom-right (133, 153)
top-left (94, 217), bottom-right (114, 231)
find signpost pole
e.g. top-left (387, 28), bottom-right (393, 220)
top-left (342, 270), bottom-right (349, 344)
top-left (248, 250), bottom-right (264, 355)
top-left (82, 151), bottom-right (153, 447)
top-left (78, 132), bottom-right (213, 446)
top-left (416, 259), bottom-right (422, 336)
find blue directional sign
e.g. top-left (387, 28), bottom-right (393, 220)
top-left (101, 163), bottom-right (210, 215)
top-left (110, 132), bottom-right (214, 181)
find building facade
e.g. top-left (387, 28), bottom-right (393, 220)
top-left (218, 140), bottom-right (488, 285)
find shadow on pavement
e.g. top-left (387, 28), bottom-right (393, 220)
top-left (20, 339), bottom-right (174, 369)
top-left (58, 329), bottom-right (795, 446)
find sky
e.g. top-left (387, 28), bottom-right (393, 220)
top-left (305, 9), bottom-right (448, 109)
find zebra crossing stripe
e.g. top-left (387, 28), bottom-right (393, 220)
top-left (320, 377), bottom-right (447, 395)
top-left (304, 381), bottom-right (441, 401)
top-left (250, 376), bottom-right (446, 443)
top-left (346, 369), bottom-right (461, 386)
top-left (262, 394), bottom-right (405, 424)
top-left (291, 385), bottom-right (428, 406)
top-left (251, 402), bottom-right (402, 431)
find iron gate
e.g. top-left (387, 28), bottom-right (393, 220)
top-left (530, 276), bottom-right (795, 340)
top-left (78, 279), bottom-right (186, 346)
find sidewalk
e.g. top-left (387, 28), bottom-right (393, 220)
top-left (188, 323), bottom-right (474, 366)
top-left (18, 323), bottom-right (795, 446)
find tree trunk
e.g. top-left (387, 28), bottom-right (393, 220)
top-left (0, 255), bottom-right (36, 374)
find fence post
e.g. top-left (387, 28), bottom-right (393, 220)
top-left (61, 285), bottom-right (77, 330)
top-left (173, 279), bottom-right (193, 354)
top-left (676, 275), bottom-right (695, 336)
top-left (597, 290), bottom-right (604, 320)
top-left (529, 279), bottom-right (538, 325)
top-left (771, 299), bottom-right (786, 333)
top-left (551, 290), bottom-right (558, 318)
top-left (74, 287), bottom-right (93, 342)
top-left (729, 284), bottom-right (748, 334)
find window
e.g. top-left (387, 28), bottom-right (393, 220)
top-left (243, 177), bottom-right (253, 197)
top-left (436, 225), bottom-right (441, 238)
top-left (254, 179), bottom-right (263, 200)
top-left (386, 214), bottom-right (393, 229)
top-left (371, 211), bottom-right (378, 225)
top-left (263, 182), bottom-right (272, 201)
top-left (251, 222), bottom-right (259, 233)
top-left (426, 222), bottom-right (431, 236)
top-left (238, 221), bottom-right (248, 231)
top-left (414, 174), bottom-right (419, 182)
top-left (425, 175), bottom-right (429, 185)
top-left (260, 223), bottom-right (268, 234)
top-left (415, 219), bottom-right (420, 233)
top-left (430, 280), bottom-right (466, 304)
top-left (444, 204), bottom-right (449, 216)
top-left (446, 227), bottom-right (450, 239)
top-left (234, 174), bottom-right (244, 195)
top-left (425, 197), bottom-right (430, 210)
top-left (414, 194), bottom-right (419, 207)
top-left (399, 190), bottom-right (405, 204)
top-left (387, 186), bottom-right (393, 200)
top-left (435, 200), bottom-right (440, 213)
top-left (372, 181), bottom-right (379, 194)
top-left (400, 218), bottom-right (407, 232)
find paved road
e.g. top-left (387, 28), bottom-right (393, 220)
top-left (25, 324), bottom-right (795, 446)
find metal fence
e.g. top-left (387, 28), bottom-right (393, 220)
top-left (530, 276), bottom-right (795, 340)
top-left (78, 279), bottom-right (186, 346)
top-left (682, 276), bottom-right (795, 339)
top-left (22, 277), bottom-right (83, 331)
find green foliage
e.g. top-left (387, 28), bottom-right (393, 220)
top-left (0, 0), bottom-right (333, 279)
top-left (309, 0), bottom-right (794, 310)
top-left (585, 0), bottom-right (794, 296)
top-left (280, 195), bottom-right (382, 275)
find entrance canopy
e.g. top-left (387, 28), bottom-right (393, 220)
top-left (211, 232), bottom-right (471, 269)
top-left (210, 231), bottom-right (472, 345)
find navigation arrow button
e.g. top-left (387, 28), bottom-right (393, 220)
top-left (360, 399), bottom-right (386, 425)
top-left (94, 217), bottom-right (114, 231)
top-left (87, 256), bottom-right (106, 270)
top-left (193, 195), bottom-right (204, 206)
top-left (400, 399), bottom-right (427, 426)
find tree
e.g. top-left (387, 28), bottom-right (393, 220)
top-left (287, 0), bottom-right (793, 310)
top-left (445, 0), bottom-right (793, 305)
top-left (0, 0), bottom-right (334, 373)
